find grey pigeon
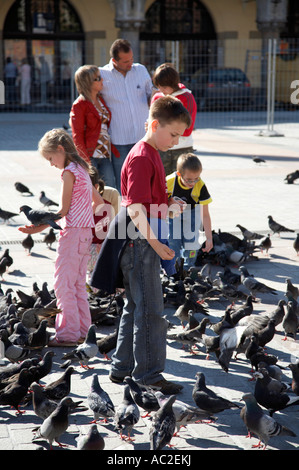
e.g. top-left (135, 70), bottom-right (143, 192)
top-left (293, 233), bottom-right (299, 256)
top-left (167, 317), bottom-right (210, 354)
top-left (19, 205), bottom-right (62, 230)
top-left (258, 234), bottom-right (272, 254)
top-left (43, 228), bottom-right (56, 249)
top-left (15, 182), bottom-right (33, 196)
top-left (39, 191), bottom-right (59, 207)
top-left (282, 301), bottom-right (298, 341)
top-left (114, 384), bottom-right (140, 441)
top-left (240, 392), bottom-right (296, 449)
top-left (87, 373), bottom-right (115, 423)
top-left (192, 372), bottom-right (241, 413)
top-left (22, 233), bottom-right (34, 254)
top-left (8, 321), bottom-right (29, 347)
top-left (236, 224), bottom-right (263, 240)
top-left (239, 266), bottom-right (277, 298)
top-left (124, 376), bottom-right (159, 417)
top-left (155, 391), bottom-right (216, 435)
top-left (268, 215), bottom-right (295, 236)
top-left (0, 329), bottom-right (31, 362)
top-left (62, 324), bottom-right (98, 369)
top-left (149, 394), bottom-right (176, 450)
top-left (268, 299), bottom-right (286, 326)
top-left (285, 278), bottom-right (299, 300)
top-left (43, 366), bottom-right (74, 401)
top-left (76, 424), bottom-right (105, 450)
top-left (32, 396), bottom-right (73, 449)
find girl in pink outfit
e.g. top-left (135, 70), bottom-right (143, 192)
top-left (19, 128), bottom-right (103, 346)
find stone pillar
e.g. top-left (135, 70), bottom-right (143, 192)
top-left (112, 0), bottom-right (147, 61)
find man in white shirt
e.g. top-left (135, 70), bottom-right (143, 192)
top-left (99, 39), bottom-right (153, 191)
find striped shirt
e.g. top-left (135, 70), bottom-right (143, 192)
top-left (99, 60), bottom-right (153, 145)
top-left (62, 162), bottom-right (94, 228)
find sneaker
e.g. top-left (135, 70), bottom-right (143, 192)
top-left (109, 374), bottom-right (125, 384)
top-left (145, 378), bottom-right (184, 395)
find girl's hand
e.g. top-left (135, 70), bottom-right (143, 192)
top-left (18, 224), bottom-right (48, 234)
top-left (202, 238), bottom-right (213, 253)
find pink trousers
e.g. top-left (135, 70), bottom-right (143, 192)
top-left (54, 227), bottom-right (92, 342)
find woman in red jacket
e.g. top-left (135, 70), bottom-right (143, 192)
top-left (70, 65), bottom-right (116, 187)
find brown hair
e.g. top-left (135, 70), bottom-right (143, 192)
top-left (177, 153), bottom-right (202, 174)
top-left (153, 63), bottom-right (180, 91)
top-left (149, 95), bottom-right (191, 128)
top-left (74, 65), bottom-right (99, 102)
top-left (110, 39), bottom-right (132, 61)
top-left (38, 128), bottom-right (90, 172)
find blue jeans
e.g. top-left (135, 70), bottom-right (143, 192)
top-left (168, 206), bottom-right (202, 268)
top-left (90, 157), bottom-right (116, 188)
top-left (111, 238), bottom-right (168, 385)
top-left (112, 144), bottom-right (135, 192)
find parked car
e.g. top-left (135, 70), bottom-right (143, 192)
top-left (189, 67), bottom-right (252, 110)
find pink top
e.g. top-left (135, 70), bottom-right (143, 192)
top-left (61, 162), bottom-right (94, 228)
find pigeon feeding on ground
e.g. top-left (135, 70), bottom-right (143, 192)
top-left (43, 228), bottom-right (56, 249)
top-left (0, 368), bottom-right (31, 415)
top-left (240, 392), bottom-right (296, 450)
top-left (76, 424), bottom-right (105, 450)
top-left (32, 396), bottom-right (73, 449)
top-left (268, 215), bottom-right (295, 236)
top-left (114, 384), bottom-right (140, 441)
top-left (43, 366), bottom-right (74, 402)
top-left (192, 372), bottom-right (241, 414)
top-left (22, 233), bottom-right (34, 255)
top-left (61, 324), bottom-right (98, 369)
top-left (124, 376), bottom-right (159, 418)
top-left (0, 208), bottom-right (18, 223)
top-left (150, 394), bottom-right (177, 450)
top-left (239, 266), bottom-right (277, 299)
top-left (39, 191), bottom-right (59, 208)
top-left (15, 182), bottom-right (33, 196)
top-left (19, 205), bottom-right (62, 230)
top-left (87, 373), bottom-right (115, 424)
top-left (284, 170), bottom-right (299, 184)
top-left (258, 234), bottom-right (272, 255)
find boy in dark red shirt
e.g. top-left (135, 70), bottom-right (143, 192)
top-left (91, 95), bottom-right (191, 395)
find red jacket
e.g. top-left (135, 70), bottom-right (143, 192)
top-left (70, 95), bottom-right (112, 162)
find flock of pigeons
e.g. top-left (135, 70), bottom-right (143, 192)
top-left (0, 180), bottom-right (299, 450)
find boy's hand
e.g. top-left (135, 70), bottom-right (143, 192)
top-left (150, 239), bottom-right (175, 260)
top-left (168, 197), bottom-right (187, 218)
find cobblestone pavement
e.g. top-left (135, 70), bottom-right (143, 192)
top-left (0, 113), bottom-right (298, 454)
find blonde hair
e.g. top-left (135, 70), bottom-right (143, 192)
top-left (38, 128), bottom-right (90, 172)
top-left (74, 65), bottom-right (99, 102)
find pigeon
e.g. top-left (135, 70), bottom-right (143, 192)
top-left (43, 228), bottom-right (56, 249)
top-left (87, 373), bottom-right (115, 423)
top-left (254, 318), bottom-right (276, 349)
top-left (288, 361), bottom-right (299, 396)
top-left (124, 376), bottom-right (159, 417)
top-left (245, 335), bottom-right (279, 372)
top-left (230, 295), bottom-right (254, 325)
top-left (0, 249), bottom-right (13, 268)
top-left (0, 357), bottom-right (38, 383)
top-left (155, 391), bottom-right (216, 435)
top-left (239, 266), bottom-right (277, 298)
top-left (31, 382), bottom-right (86, 420)
top-left (150, 394), bottom-right (176, 450)
top-left (32, 396), bottom-right (73, 449)
top-left (268, 215), bottom-right (295, 236)
top-left (0, 207), bottom-right (19, 223)
top-left (76, 424), bottom-right (105, 450)
top-left (19, 205), bottom-right (62, 230)
top-left (252, 156), bottom-right (266, 164)
top-left (21, 307), bottom-right (59, 329)
top-left (173, 293), bottom-right (209, 327)
top-left (39, 191), bottom-right (59, 208)
top-left (61, 324), bottom-right (98, 369)
top-left (0, 329), bottom-right (31, 362)
top-left (192, 372), bottom-right (241, 414)
top-left (253, 367), bottom-right (299, 416)
top-left (268, 299), bottom-right (286, 326)
top-left (34, 282), bottom-right (53, 307)
top-left (43, 366), bottom-right (74, 401)
top-left (114, 384), bottom-right (140, 441)
top-left (28, 350), bottom-right (55, 384)
top-left (236, 224), bottom-right (263, 240)
top-left (284, 170), bottom-right (299, 184)
top-left (0, 258), bottom-right (9, 280)
top-left (96, 327), bottom-right (118, 361)
top-left (0, 368), bottom-right (32, 415)
top-left (293, 233), bottom-right (299, 256)
top-left (258, 234), bottom-right (272, 255)
top-left (8, 321), bottom-right (29, 347)
top-left (240, 392), bottom-right (296, 450)
top-left (167, 317), bottom-right (210, 354)
top-left (22, 234), bottom-right (34, 254)
top-left (282, 301), bottom-right (298, 341)
top-left (210, 308), bottom-right (234, 335)
top-left (285, 278), bottom-right (299, 300)
top-left (27, 319), bottom-right (49, 349)
top-left (15, 182), bottom-right (33, 196)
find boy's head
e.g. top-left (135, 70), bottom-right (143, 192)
top-left (177, 153), bottom-right (202, 188)
top-left (148, 95), bottom-right (191, 152)
top-left (153, 63), bottom-right (180, 95)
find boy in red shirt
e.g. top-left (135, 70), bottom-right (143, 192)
top-left (91, 95), bottom-right (191, 395)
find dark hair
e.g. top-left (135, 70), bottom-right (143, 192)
top-left (110, 39), bottom-right (132, 61)
top-left (149, 95), bottom-right (191, 129)
top-left (177, 153), bottom-right (202, 174)
top-left (153, 63), bottom-right (180, 91)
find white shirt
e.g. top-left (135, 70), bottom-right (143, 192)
top-left (99, 59), bottom-right (153, 145)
